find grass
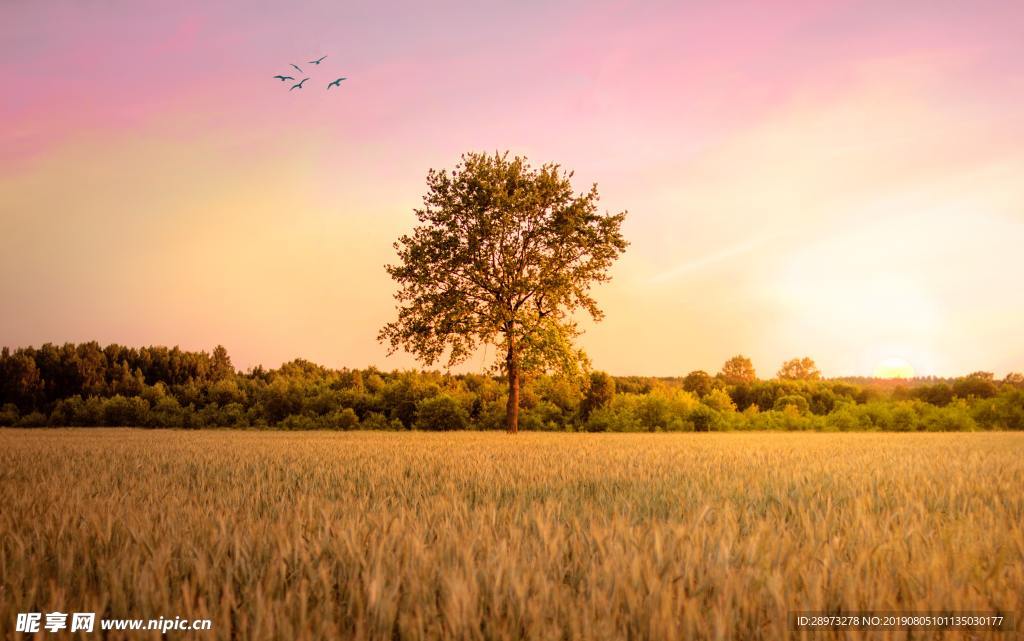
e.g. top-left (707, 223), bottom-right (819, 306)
top-left (1, 429), bottom-right (1021, 640)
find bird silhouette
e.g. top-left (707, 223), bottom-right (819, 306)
top-left (290, 78), bottom-right (310, 91)
top-left (290, 63), bottom-right (303, 73)
top-left (309, 55), bottom-right (327, 65)
top-left (327, 77), bottom-right (347, 89)
top-left (273, 75), bottom-right (294, 81)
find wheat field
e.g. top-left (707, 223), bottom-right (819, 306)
top-left (1, 429), bottom-right (1021, 640)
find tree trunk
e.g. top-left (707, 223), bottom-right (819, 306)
top-left (505, 340), bottom-right (519, 434)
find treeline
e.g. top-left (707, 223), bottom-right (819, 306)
top-left (1, 344), bottom-right (1022, 431)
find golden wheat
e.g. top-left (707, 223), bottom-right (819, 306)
top-left (0, 430), bottom-right (1021, 640)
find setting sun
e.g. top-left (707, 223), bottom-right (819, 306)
top-left (874, 357), bottom-right (916, 379)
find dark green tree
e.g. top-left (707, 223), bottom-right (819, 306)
top-left (773, 394), bottom-right (810, 415)
top-left (952, 372), bottom-right (997, 399)
top-left (415, 395), bottom-right (469, 431)
top-left (379, 152), bottom-right (628, 432)
top-left (210, 345), bottom-right (235, 381)
top-left (580, 371), bottom-right (616, 420)
top-left (0, 351), bottom-right (44, 411)
top-left (683, 370), bottom-right (718, 397)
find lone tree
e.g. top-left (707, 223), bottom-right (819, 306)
top-left (683, 370), bottom-right (718, 397)
top-left (777, 357), bottom-right (821, 381)
top-left (719, 355), bottom-right (756, 385)
top-left (379, 152), bottom-right (627, 433)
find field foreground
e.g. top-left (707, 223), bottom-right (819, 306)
top-left (1, 430), bottom-right (1022, 640)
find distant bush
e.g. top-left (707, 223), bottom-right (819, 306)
top-left (890, 402), bottom-right (919, 432)
top-left (703, 388), bottom-right (737, 414)
top-left (580, 371), bottom-right (616, 420)
top-left (773, 395), bottom-right (809, 415)
top-left (360, 412), bottom-right (404, 431)
top-left (825, 405), bottom-right (859, 432)
top-left (689, 406), bottom-right (722, 432)
top-left (924, 400), bottom-right (976, 432)
top-left (103, 395), bottom-right (150, 427)
top-left (16, 411), bottom-right (48, 427)
top-left (584, 407), bottom-right (615, 432)
top-left (0, 403), bottom-right (20, 426)
top-left (415, 395), bottom-right (469, 431)
top-left (952, 374), bottom-right (998, 399)
top-left (745, 407), bottom-right (823, 431)
top-left (48, 396), bottom-right (79, 426)
top-left (532, 402), bottom-right (571, 431)
top-left (280, 414), bottom-right (318, 430)
top-left (585, 403), bottom-right (640, 432)
top-left (150, 397), bottom-right (185, 428)
top-left (628, 389), bottom-right (697, 431)
top-left (323, 408), bottom-right (359, 430)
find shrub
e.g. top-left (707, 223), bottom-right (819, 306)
top-left (584, 407), bottom-right (614, 432)
top-left (360, 412), bottom-right (404, 431)
top-left (193, 404), bottom-right (220, 428)
top-left (825, 405), bottom-right (859, 432)
top-left (580, 371), bottom-right (616, 420)
top-left (779, 405), bottom-right (811, 430)
top-left (16, 411), bottom-right (48, 427)
top-left (415, 395), bottom-right (469, 431)
top-left (220, 402), bottom-right (251, 427)
top-left (689, 406), bottom-right (722, 432)
top-left (808, 388), bottom-right (837, 415)
top-left (279, 414), bottom-right (318, 430)
top-left (890, 402), bottom-right (919, 432)
top-left (384, 375), bottom-right (441, 428)
top-left (473, 399), bottom-right (510, 431)
top-left (0, 403), bottom-right (19, 426)
top-left (633, 395), bottom-right (670, 432)
top-left (584, 403), bottom-right (642, 432)
top-left (323, 408), bottom-right (359, 430)
top-left (682, 370), bottom-right (719, 397)
top-left (521, 400), bottom-right (566, 431)
top-left (952, 375), bottom-right (997, 399)
top-left (858, 403), bottom-right (894, 430)
top-left (209, 379), bottom-right (246, 406)
top-left (994, 390), bottom-right (1024, 430)
top-left (49, 396), bottom-right (85, 426)
top-left (150, 397), bottom-right (185, 428)
top-left (745, 408), bottom-right (822, 431)
top-left (103, 395), bottom-right (150, 427)
top-left (923, 400), bottom-right (976, 432)
top-left (773, 395), bottom-right (809, 415)
top-left (626, 389), bottom-right (697, 432)
top-left (77, 397), bottom-right (107, 426)
top-left (703, 388), bottom-right (737, 413)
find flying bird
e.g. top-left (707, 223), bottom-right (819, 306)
top-left (309, 55), bottom-right (327, 65)
top-left (290, 78), bottom-right (310, 91)
top-left (327, 77), bottom-right (347, 89)
top-left (272, 75), bottom-right (294, 81)
top-left (290, 63), bottom-right (303, 73)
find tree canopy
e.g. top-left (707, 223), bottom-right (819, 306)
top-left (683, 370), bottom-right (719, 397)
top-left (777, 357), bottom-right (822, 381)
top-left (719, 355), bottom-right (756, 385)
top-left (1, 343), bottom-right (1022, 432)
top-left (379, 151), bottom-right (628, 432)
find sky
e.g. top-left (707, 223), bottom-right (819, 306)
top-left (1, 0), bottom-right (1022, 378)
